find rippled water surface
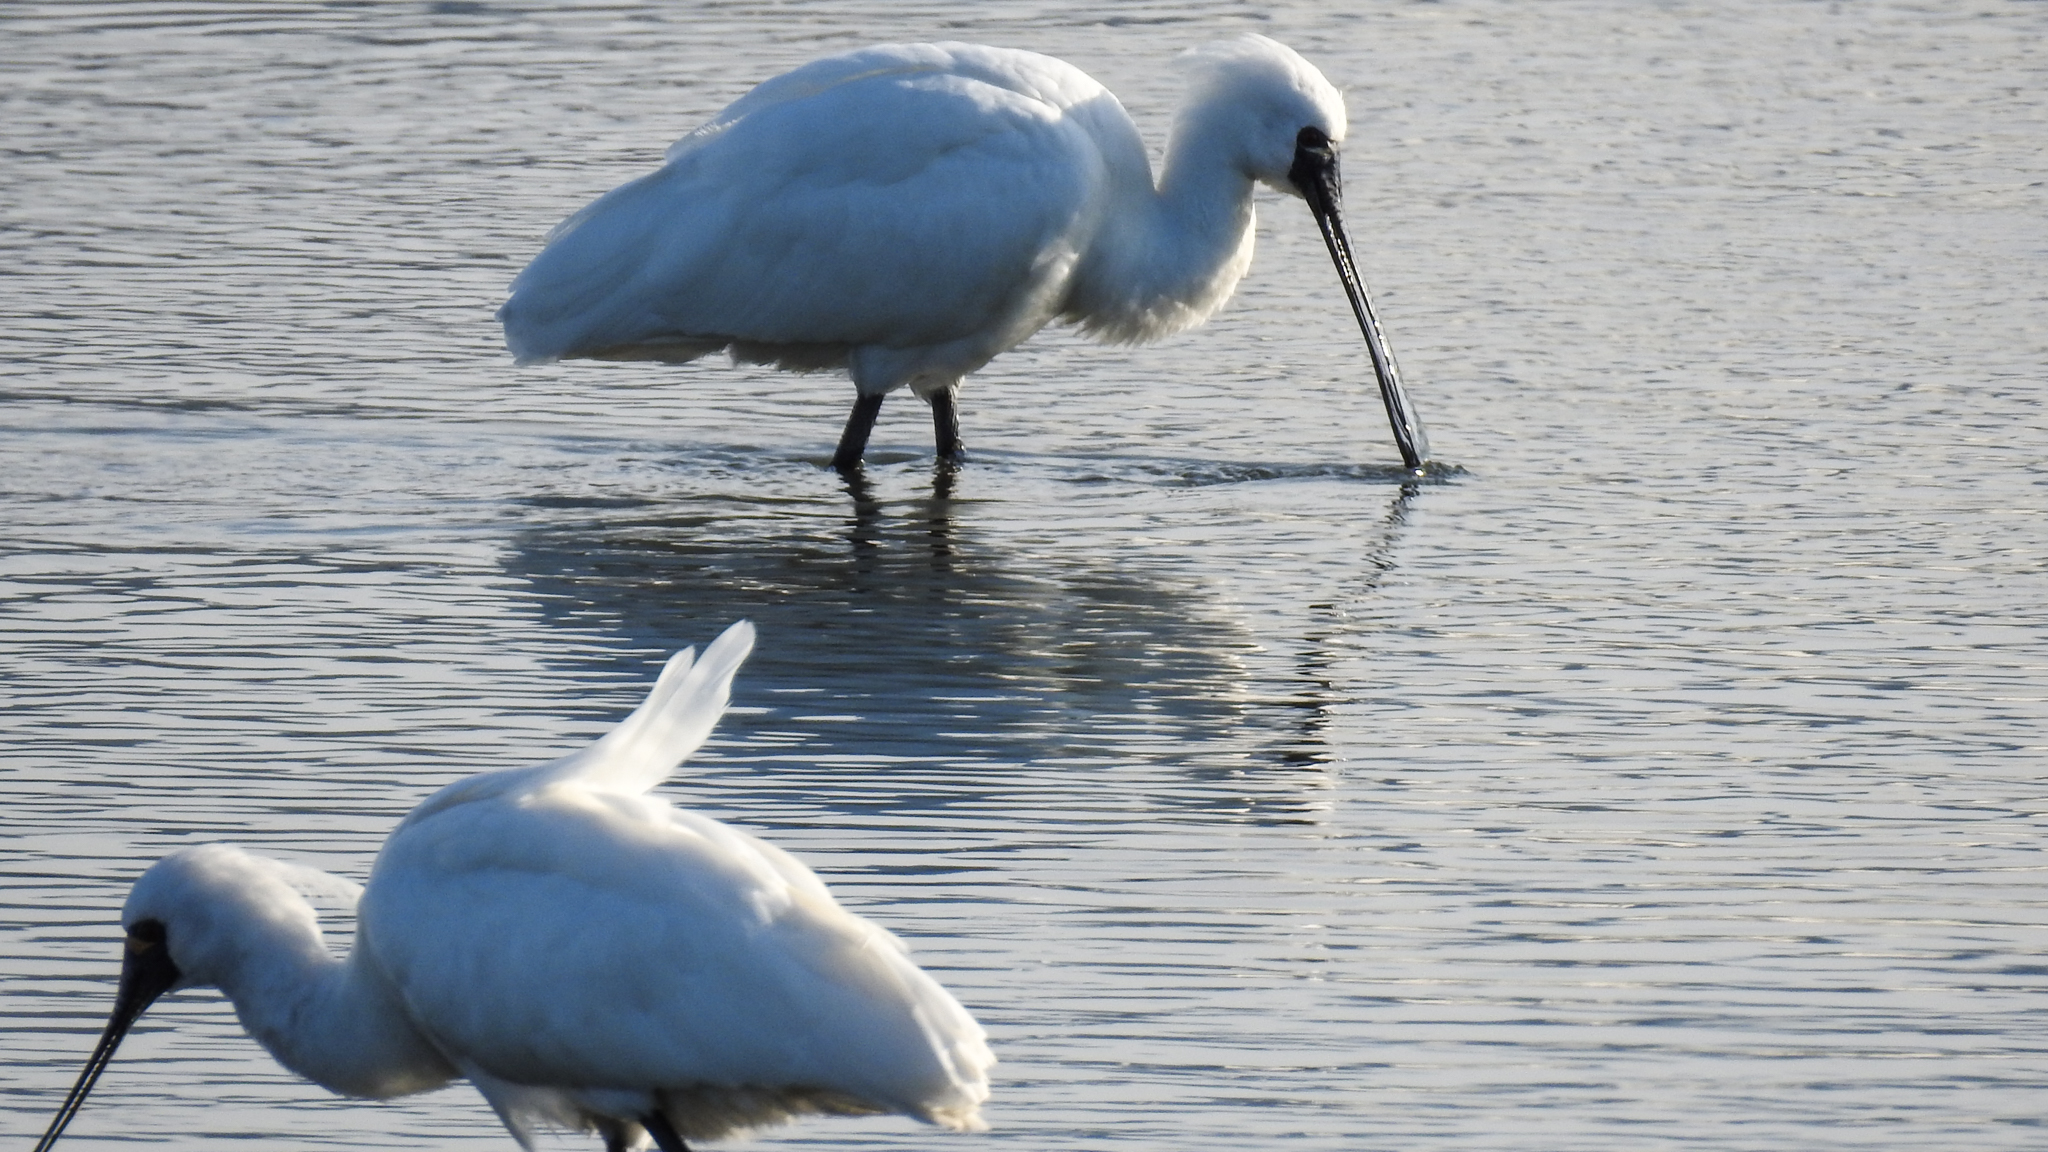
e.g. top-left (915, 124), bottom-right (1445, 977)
top-left (4, 1), bottom-right (2045, 1149)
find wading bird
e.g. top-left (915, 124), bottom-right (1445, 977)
top-left (499, 36), bottom-right (1429, 472)
top-left (34, 622), bottom-right (992, 1152)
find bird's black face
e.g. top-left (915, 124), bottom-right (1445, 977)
top-left (33, 920), bottom-right (182, 1152)
top-left (1286, 125), bottom-right (1343, 215)
top-left (1287, 126), bottom-right (1431, 471)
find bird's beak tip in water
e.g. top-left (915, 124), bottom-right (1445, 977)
top-left (1289, 126), bottom-right (1432, 473)
top-left (34, 922), bottom-right (182, 1152)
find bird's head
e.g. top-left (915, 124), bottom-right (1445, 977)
top-left (34, 846), bottom-right (362, 1151)
top-left (121, 844), bottom-right (344, 992)
top-left (1176, 36), bottom-right (1429, 471)
top-left (1173, 34), bottom-right (1349, 197)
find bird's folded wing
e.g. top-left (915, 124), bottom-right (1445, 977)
top-left (361, 788), bottom-right (989, 1129)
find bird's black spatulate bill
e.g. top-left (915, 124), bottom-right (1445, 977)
top-left (1289, 126), bottom-right (1431, 470)
top-left (35, 923), bottom-right (180, 1152)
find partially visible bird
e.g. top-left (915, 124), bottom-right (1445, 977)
top-left (34, 621), bottom-right (992, 1152)
top-left (498, 36), bottom-right (1429, 472)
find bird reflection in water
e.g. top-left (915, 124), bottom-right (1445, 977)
top-left (501, 468), bottom-right (1422, 824)
top-left (839, 460), bottom-right (961, 563)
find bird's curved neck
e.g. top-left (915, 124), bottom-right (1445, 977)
top-left (1069, 106), bottom-right (1259, 343)
top-left (201, 903), bottom-right (456, 1100)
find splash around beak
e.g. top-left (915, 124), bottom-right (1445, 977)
top-left (34, 921), bottom-right (182, 1152)
top-left (1288, 126), bottom-right (1431, 471)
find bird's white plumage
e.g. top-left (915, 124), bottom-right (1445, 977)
top-left (499, 37), bottom-right (1350, 404)
top-left (114, 622), bottom-right (992, 1149)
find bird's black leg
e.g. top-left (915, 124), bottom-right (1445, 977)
top-left (596, 1119), bottom-right (639, 1152)
top-left (833, 393), bottom-right (886, 471)
top-left (930, 387), bottom-right (966, 463)
top-left (641, 1112), bottom-right (692, 1152)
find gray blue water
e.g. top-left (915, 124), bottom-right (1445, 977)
top-left (4, 1), bottom-right (2045, 1149)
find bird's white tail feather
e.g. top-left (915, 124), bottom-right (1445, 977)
top-left (549, 621), bottom-right (756, 795)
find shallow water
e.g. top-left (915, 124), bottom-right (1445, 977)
top-left (3, 1), bottom-right (2046, 1149)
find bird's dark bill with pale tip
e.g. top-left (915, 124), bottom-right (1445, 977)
top-left (1288, 126), bottom-right (1431, 471)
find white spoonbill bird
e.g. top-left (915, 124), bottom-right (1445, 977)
top-left (498, 36), bottom-right (1429, 472)
top-left (33, 622), bottom-right (992, 1152)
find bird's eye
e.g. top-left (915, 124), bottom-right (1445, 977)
top-left (1296, 125), bottom-right (1330, 151)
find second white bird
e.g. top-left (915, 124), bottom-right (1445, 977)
top-left (34, 621), bottom-right (992, 1152)
top-left (499, 37), bottom-right (1430, 471)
